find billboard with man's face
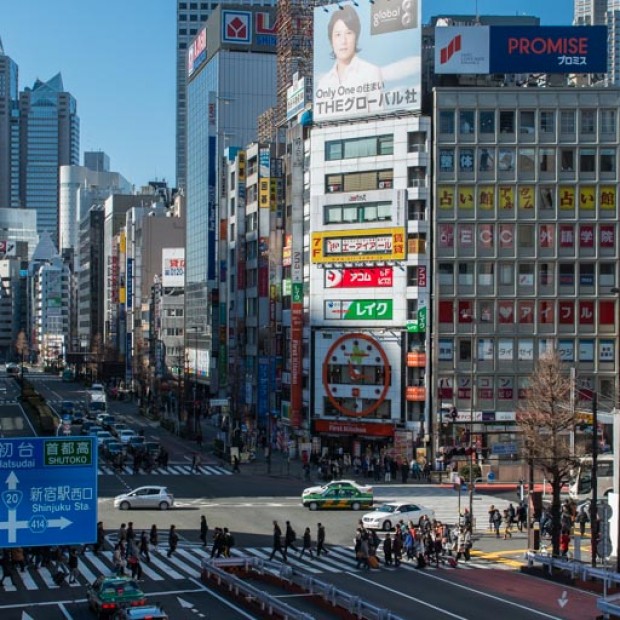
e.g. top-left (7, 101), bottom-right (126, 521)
top-left (313, 0), bottom-right (421, 122)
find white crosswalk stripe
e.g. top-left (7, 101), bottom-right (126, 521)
top-left (97, 463), bottom-right (231, 476)
top-left (0, 543), bottom-right (513, 593)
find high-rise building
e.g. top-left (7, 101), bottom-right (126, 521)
top-left (19, 73), bottom-right (79, 245)
top-left (0, 37), bottom-right (20, 209)
top-left (574, 0), bottom-right (608, 25)
top-left (175, 0), bottom-right (274, 191)
top-left (185, 5), bottom-right (277, 396)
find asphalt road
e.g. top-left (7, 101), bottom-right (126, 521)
top-left (0, 373), bottom-right (600, 619)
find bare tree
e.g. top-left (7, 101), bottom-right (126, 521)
top-left (517, 351), bottom-right (582, 556)
top-left (15, 330), bottom-right (28, 365)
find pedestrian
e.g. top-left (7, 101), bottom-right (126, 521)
top-left (167, 525), bottom-right (178, 558)
top-left (113, 544), bottom-right (126, 576)
top-left (576, 504), bottom-right (590, 537)
top-left (299, 527), bottom-right (314, 559)
top-left (139, 531), bottom-right (150, 563)
top-left (356, 534), bottom-right (370, 570)
top-left (128, 553), bottom-right (143, 580)
top-left (284, 521), bottom-right (298, 554)
top-left (503, 509), bottom-right (513, 539)
top-left (149, 524), bottom-right (159, 551)
top-left (211, 528), bottom-right (224, 558)
top-left (269, 520), bottom-right (287, 562)
top-left (316, 523), bottom-right (328, 557)
top-left (126, 522), bottom-right (135, 556)
top-left (12, 547), bottom-right (26, 572)
top-left (516, 502), bottom-right (527, 532)
top-left (118, 523), bottom-right (127, 544)
top-left (560, 528), bottom-right (571, 558)
top-left (200, 515), bottom-right (209, 547)
top-left (93, 521), bottom-right (105, 555)
top-left (68, 548), bottom-right (80, 584)
top-left (383, 533), bottom-right (393, 566)
top-left (196, 431), bottom-right (203, 450)
top-left (491, 507), bottom-right (502, 538)
top-left (393, 529), bottom-right (403, 567)
top-left (191, 452), bottom-right (202, 473)
top-left (0, 551), bottom-right (14, 588)
top-left (223, 528), bottom-right (235, 557)
top-left (232, 454), bottom-right (240, 473)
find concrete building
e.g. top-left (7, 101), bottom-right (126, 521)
top-left (432, 87), bottom-right (620, 461)
top-left (19, 73), bottom-right (79, 245)
top-left (0, 207), bottom-right (38, 260)
top-left (176, 0), bottom-right (274, 190)
top-left (59, 151), bottom-right (131, 257)
top-left (0, 37), bottom-right (20, 209)
top-left (0, 259), bottom-right (25, 363)
top-left (185, 4), bottom-right (277, 396)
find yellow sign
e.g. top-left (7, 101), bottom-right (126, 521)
top-left (600, 185), bottom-right (616, 211)
top-left (559, 186), bottom-right (575, 210)
top-left (478, 186), bottom-right (494, 210)
top-left (458, 186), bottom-right (474, 210)
top-left (518, 186), bottom-right (534, 209)
top-left (311, 227), bottom-right (406, 264)
top-left (259, 178), bottom-right (270, 208)
top-left (579, 186), bottom-right (595, 210)
top-left (499, 186), bottom-right (514, 210)
top-left (438, 186), bottom-right (455, 209)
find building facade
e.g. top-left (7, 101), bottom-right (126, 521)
top-left (0, 38), bottom-right (19, 209)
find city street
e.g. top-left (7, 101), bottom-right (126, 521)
top-left (0, 372), bottom-right (600, 619)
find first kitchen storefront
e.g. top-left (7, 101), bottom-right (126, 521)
top-left (312, 419), bottom-right (397, 459)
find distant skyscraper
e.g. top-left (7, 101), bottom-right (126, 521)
top-left (0, 37), bottom-right (20, 209)
top-left (175, 0), bottom-right (274, 191)
top-left (574, 0), bottom-right (608, 24)
top-left (19, 73), bottom-right (79, 245)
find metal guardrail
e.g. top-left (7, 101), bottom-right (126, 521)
top-left (202, 556), bottom-right (406, 620)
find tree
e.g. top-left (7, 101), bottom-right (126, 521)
top-left (15, 330), bottom-right (28, 364)
top-left (517, 351), bottom-right (582, 556)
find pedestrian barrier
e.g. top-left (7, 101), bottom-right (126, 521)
top-left (597, 592), bottom-right (620, 619)
top-left (202, 556), bottom-right (407, 620)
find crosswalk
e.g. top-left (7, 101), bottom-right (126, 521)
top-left (0, 543), bottom-right (514, 593)
top-left (98, 463), bottom-right (232, 476)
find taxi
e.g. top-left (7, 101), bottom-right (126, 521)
top-left (302, 485), bottom-right (374, 511)
top-left (86, 576), bottom-right (147, 617)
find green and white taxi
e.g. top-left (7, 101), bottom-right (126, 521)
top-left (301, 481), bottom-right (374, 511)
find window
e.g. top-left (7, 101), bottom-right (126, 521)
top-left (439, 149), bottom-right (454, 172)
top-left (518, 263), bottom-right (535, 286)
top-left (459, 110), bottom-right (474, 134)
top-left (439, 110), bottom-right (455, 133)
top-left (324, 201), bottom-right (391, 224)
top-left (539, 263), bottom-right (554, 286)
top-left (559, 263), bottom-right (575, 286)
top-left (479, 148), bottom-right (494, 172)
top-left (539, 187), bottom-right (554, 211)
top-left (560, 149), bottom-right (574, 172)
top-left (325, 135), bottom-right (393, 160)
top-left (438, 263), bottom-right (454, 286)
top-left (581, 109), bottom-right (596, 134)
top-left (499, 263), bottom-right (514, 285)
top-left (459, 149), bottom-right (474, 172)
top-left (518, 149), bottom-right (536, 173)
top-left (479, 111), bottom-right (495, 134)
top-left (600, 262), bottom-right (615, 287)
top-left (600, 149), bottom-right (616, 173)
top-left (407, 131), bottom-right (425, 152)
top-left (539, 149), bottom-right (555, 173)
top-left (580, 149), bottom-right (596, 173)
top-left (478, 262), bottom-right (494, 286)
top-left (520, 110), bottom-right (535, 134)
top-left (498, 148), bottom-right (515, 172)
top-left (540, 111), bottom-right (555, 133)
top-left (601, 109), bottom-right (616, 134)
top-left (560, 109), bottom-right (576, 133)
top-left (499, 110), bottom-right (515, 133)
top-left (179, 28), bottom-right (187, 35)
top-left (325, 169), bottom-right (393, 193)
top-left (179, 13), bottom-right (187, 20)
top-left (458, 262), bottom-right (473, 286)
top-left (190, 14), bottom-right (198, 21)
top-left (580, 263), bottom-right (595, 286)
top-left (408, 166), bottom-right (426, 186)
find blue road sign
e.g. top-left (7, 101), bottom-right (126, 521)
top-left (0, 437), bottom-right (97, 548)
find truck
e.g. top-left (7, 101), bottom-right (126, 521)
top-left (88, 391), bottom-right (107, 415)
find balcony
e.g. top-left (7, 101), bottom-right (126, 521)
top-left (407, 351), bottom-right (426, 367)
top-left (406, 386), bottom-right (426, 401)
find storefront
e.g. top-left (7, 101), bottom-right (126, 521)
top-left (312, 419), bottom-right (396, 459)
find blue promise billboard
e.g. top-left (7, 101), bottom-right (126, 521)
top-left (435, 25), bottom-right (607, 74)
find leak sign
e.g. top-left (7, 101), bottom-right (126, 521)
top-left (0, 437), bottom-right (97, 548)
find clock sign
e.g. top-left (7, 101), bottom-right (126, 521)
top-left (322, 332), bottom-right (391, 418)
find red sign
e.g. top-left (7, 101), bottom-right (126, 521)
top-left (313, 420), bottom-right (395, 437)
top-left (559, 225), bottom-right (574, 248)
top-left (600, 225), bottom-right (615, 248)
top-left (290, 303), bottom-right (304, 428)
top-left (559, 300), bottom-right (574, 325)
top-left (417, 266), bottom-right (427, 288)
top-left (580, 225), bottom-right (594, 248)
top-left (324, 267), bottom-right (393, 289)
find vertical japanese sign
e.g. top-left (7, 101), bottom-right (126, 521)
top-left (207, 92), bottom-right (217, 282)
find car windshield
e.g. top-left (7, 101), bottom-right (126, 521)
top-left (377, 505), bottom-right (396, 513)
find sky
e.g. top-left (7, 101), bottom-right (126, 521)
top-left (0, 0), bottom-right (573, 189)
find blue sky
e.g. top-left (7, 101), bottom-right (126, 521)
top-left (0, 0), bottom-right (573, 189)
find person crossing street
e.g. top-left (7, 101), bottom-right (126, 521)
top-left (299, 527), bottom-right (314, 559)
top-left (269, 521), bottom-right (287, 562)
top-left (316, 523), bottom-right (328, 557)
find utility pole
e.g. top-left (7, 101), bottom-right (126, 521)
top-left (591, 392), bottom-right (598, 568)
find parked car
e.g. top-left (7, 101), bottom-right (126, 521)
top-left (86, 575), bottom-right (146, 618)
top-left (361, 502), bottom-right (435, 531)
top-left (114, 486), bottom-right (174, 511)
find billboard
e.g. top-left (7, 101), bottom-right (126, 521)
top-left (435, 26), bottom-right (608, 74)
top-left (313, 0), bottom-right (421, 121)
top-left (287, 76), bottom-right (306, 121)
top-left (187, 26), bottom-right (207, 77)
top-left (162, 248), bottom-right (185, 287)
top-left (311, 227), bottom-right (406, 264)
top-left (325, 267), bottom-right (393, 288)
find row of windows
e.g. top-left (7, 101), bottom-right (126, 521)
top-left (324, 201), bottom-right (391, 224)
top-left (439, 338), bottom-right (614, 365)
top-left (179, 2), bottom-right (210, 9)
top-left (438, 108), bottom-right (617, 137)
top-left (325, 135), bottom-right (393, 160)
top-left (439, 262), bottom-right (616, 289)
top-left (326, 170), bottom-right (393, 193)
top-left (439, 147), bottom-right (617, 176)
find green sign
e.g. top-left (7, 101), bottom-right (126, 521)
top-left (407, 306), bottom-right (427, 333)
top-left (292, 282), bottom-right (303, 304)
top-left (44, 439), bottom-right (93, 466)
top-left (344, 299), bottom-right (393, 320)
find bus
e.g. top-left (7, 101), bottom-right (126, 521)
top-left (568, 454), bottom-right (614, 502)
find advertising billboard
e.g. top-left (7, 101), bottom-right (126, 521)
top-left (313, 0), bottom-right (421, 122)
top-left (187, 26), bottom-right (207, 77)
top-left (435, 25), bottom-right (607, 74)
top-left (162, 248), bottom-right (185, 288)
top-left (311, 227), bottom-right (406, 264)
top-left (325, 267), bottom-right (393, 288)
top-left (287, 76), bottom-right (306, 121)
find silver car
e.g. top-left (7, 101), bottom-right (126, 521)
top-left (362, 502), bottom-right (435, 531)
top-left (114, 486), bottom-right (174, 511)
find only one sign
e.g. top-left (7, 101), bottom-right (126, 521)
top-left (0, 437), bottom-right (97, 548)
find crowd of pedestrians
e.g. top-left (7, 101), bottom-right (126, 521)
top-left (269, 520), bottom-right (329, 563)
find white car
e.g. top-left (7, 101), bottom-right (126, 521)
top-left (95, 430), bottom-right (113, 447)
top-left (362, 502), bottom-right (435, 531)
top-left (114, 486), bottom-right (174, 511)
top-left (302, 480), bottom-right (373, 497)
top-left (118, 429), bottom-right (137, 444)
